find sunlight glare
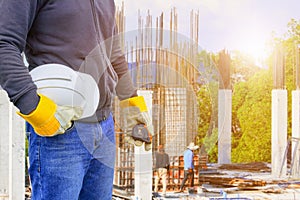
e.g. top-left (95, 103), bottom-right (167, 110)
top-left (236, 31), bottom-right (270, 67)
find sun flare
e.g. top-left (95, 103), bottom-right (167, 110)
top-left (235, 30), bottom-right (270, 67)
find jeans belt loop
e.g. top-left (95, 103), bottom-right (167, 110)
top-left (100, 116), bottom-right (106, 122)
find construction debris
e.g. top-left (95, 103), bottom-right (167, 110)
top-left (278, 181), bottom-right (300, 189)
top-left (229, 178), bottom-right (266, 188)
top-left (218, 162), bottom-right (271, 172)
top-left (261, 185), bottom-right (283, 194)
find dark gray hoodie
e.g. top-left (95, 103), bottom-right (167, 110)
top-left (0, 0), bottom-right (136, 121)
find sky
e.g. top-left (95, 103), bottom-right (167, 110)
top-left (114, 0), bottom-right (300, 59)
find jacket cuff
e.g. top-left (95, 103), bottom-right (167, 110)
top-left (15, 89), bottom-right (40, 114)
top-left (116, 71), bottom-right (137, 100)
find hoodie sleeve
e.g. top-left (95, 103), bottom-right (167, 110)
top-left (110, 25), bottom-right (137, 100)
top-left (0, 0), bottom-right (43, 114)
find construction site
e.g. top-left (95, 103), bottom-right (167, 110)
top-left (1, 2), bottom-right (300, 200)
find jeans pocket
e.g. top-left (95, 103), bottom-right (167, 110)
top-left (65, 121), bottom-right (76, 133)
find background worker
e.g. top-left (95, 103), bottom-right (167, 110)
top-left (179, 142), bottom-right (199, 192)
top-left (154, 145), bottom-right (170, 196)
top-left (0, 0), bottom-right (153, 199)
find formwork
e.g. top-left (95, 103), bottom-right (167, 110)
top-left (166, 155), bottom-right (200, 190)
top-left (153, 154), bottom-right (209, 192)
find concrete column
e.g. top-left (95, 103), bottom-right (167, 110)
top-left (134, 90), bottom-right (153, 200)
top-left (272, 89), bottom-right (287, 178)
top-left (0, 90), bottom-right (25, 200)
top-left (218, 89), bottom-right (232, 164)
top-left (0, 90), bottom-right (11, 199)
top-left (11, 106), bottom-right (25, 200)
top-left (134, 146), bottom-right (152, 199)
top-left (291, 90), bottom-right (300, 178)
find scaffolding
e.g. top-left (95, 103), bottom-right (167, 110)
top-left (114, 4), bottom-right (200, 193)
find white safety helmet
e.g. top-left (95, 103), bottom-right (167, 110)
top-left (30, 63), bottom-right (99, 119)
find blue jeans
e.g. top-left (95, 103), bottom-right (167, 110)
top-left (180, 169), bottom-right (194, 191)
top-left (26, 114), bottom-right (116, 200)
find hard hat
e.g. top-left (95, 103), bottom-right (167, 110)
top-left (30, 63), bottom-right (99, 119)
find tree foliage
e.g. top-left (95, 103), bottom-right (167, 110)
top-left (232, 70), bottom-right (272, 162)
top-left (231, 19), bottom-right (300, 162)
top-left (197, 19), bottom-right (300, 163)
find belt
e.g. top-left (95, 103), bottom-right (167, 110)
top-left (99, 116), bottom-right (107, 122)
top-left (78, 111), bottom-right (110, 123)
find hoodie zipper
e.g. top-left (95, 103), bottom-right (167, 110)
top-left (88, 0), bottom-right (119, 82)
top-left (89, 0), bottom-right (101, 44)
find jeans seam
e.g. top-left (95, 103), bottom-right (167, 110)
top-left (36, 136), bottom-right (42, 199)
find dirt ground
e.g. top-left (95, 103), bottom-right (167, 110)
top-left (152, 163), bottom-right (300, 200)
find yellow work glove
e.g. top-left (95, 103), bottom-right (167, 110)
top-left (120, 96), bottom-right (154, 151)
top-left (18, 94), bottom-right (82, 137)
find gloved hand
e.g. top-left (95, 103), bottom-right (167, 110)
top-left (120, 96), bottom-right (154, 151)
top-left (18, 94), bottom-right (82, 137)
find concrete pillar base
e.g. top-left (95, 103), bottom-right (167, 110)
top-left (272, 89), bottom-right (287, 178)
top-left (218, 89), bottom-right (232, 164)
top-left (291, 90), bottom-right (300, 178)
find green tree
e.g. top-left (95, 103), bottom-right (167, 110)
top-left (197, 82), bottom-right (218, 162)
top-left (231, 50), bottom-right (262, 84)
top-left (231, 19), bottom-right (300, 162)
top-left (232, 70), bottom-right (272, 162)
top-left (196, 50), bottom-right (219, 162)
top-left (197, 19), bottom-right (300, 163)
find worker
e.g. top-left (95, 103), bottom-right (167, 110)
top-left (154, 145), bottom-right (170, 197)
top-left (179, 142), bottom-right (199, 192)
top-left (0, 1), bottom-right (153, 199)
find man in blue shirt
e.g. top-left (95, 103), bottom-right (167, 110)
top-left (179, 142), bottom-right (199, 192)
